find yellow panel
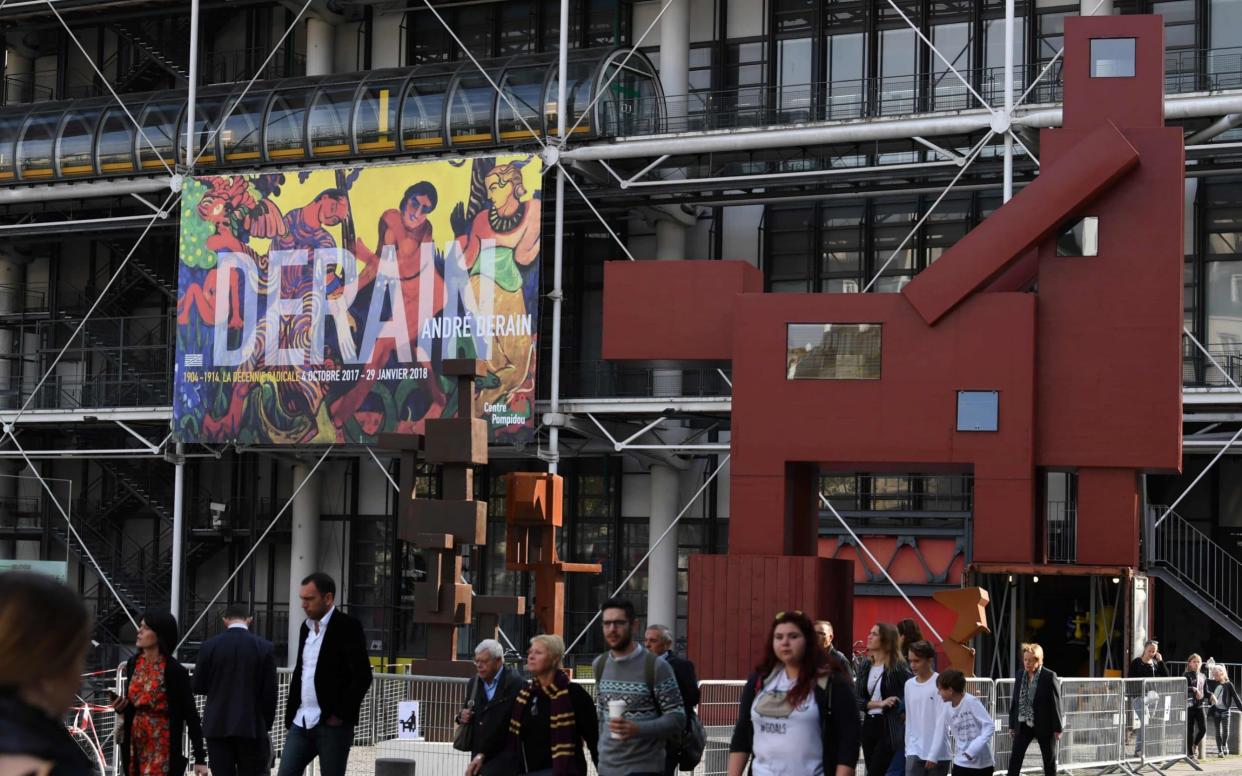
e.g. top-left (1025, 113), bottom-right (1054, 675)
top-left (22, 169), bottom-right (53, 178)
top-left (313, 144), bottom-right (351, 154)
top-left (0, 172), bottom-right (13, 180)
top-left (141, 159), bottom-right (167, 170)
top-left (224, 151), bottom-right (261, 161)
top-left (61, 165), bottom-right (93, 175)
top-left (549, 126), bottom-right (591, 136)
top-left (269, 148), bottom-right (307, 159)
top-left (500, 130), bottom-right (541, 140)
top-left (452, 133), bottom-right (491, 143)
top-left (358, 140), bottom-right (397, 152)
top-left (403, 137), bottom-right (444, 148)
top-left (101, 162), bottom-right (135, 172)
top-left (379, 89), bottom-right (389, 134)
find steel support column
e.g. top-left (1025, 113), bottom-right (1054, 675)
top-left (170, 443), bottom-right (185, 625)
top-left (288, 461), bottom-right (321, 665)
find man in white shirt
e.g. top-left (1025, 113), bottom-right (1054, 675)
top-left (904, 640), bottom-right (950, 776)
top-left (277, 573), bottom-right (373, 776)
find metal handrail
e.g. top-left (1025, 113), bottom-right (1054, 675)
top-left (1148, 504), bottom-right (1242, 625)
top-left (1046, 499), bottom-right (1077, 564)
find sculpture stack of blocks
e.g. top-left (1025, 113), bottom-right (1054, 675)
top-left (381, 358), bottom-right (524, 677)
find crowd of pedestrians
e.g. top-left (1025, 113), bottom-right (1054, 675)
top-left (1178, 648), bottom-right (1242, 760)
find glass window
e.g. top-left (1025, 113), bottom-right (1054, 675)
top-left (598, 58), bottom-right (661, 135)
top-left (984, 17), bottom-right (1027, 101)
top-left (879, 28), bottom-right (917, 115)
top-left (724, 41), bottom-right (766, 128)
top-left (220, 92), bottom-right (266, 163)
top-left (498, 65), bottom-right (545, 140)
top-left (767, 206), bottom-right (814, 292)
top-left (931, 23), bottom-right (972, 110)
top-left (402, 74), bottom-right (450, 149)
top-left (265, 87), bottom-right (310, 160)
top-left (826, 33), bottom-right (865, 119)
top-left (1206, 262), bottom-right (1242, 350)
top-left (820, 204), bottom-right (864, 292)
top-left (1057, 217), bottom-right (1100, 256)
top-left (1210, 0), bottom-right (1242, 54)
top-left (355, 78), bottom-right (402, 154)
top-left (448, 71), bottom-right (496, 144)
top-left (957, 391), bottom-right (1000, 431)
top-left (787, 323), bottom-right (882, 380)
top-left (0, 114), bottom-right (21, 181)
top-left (546, 59), bottom-right (594, 136)
top-left (180, 96), bottom-right (224, 166)
top-left (308, 82), bottom-right (356, 157)
top-left (774, 0), bottom-right (816, 33)
top-left (498, 4), bottom-right (537, 55)
top-left (1091, 38), bottom-right (1136, 78)
top-left (57, 109), bottom-right (99, 177)
top-left (585, 0), bottom-right (623, 47)
top-left (137, 99), bottom-right (180, 172)
top-left (776, 38), bottom-right (813, 122)
top-left (96, 107), bottom-right (136, 174)
top-left (17, 112), bottom-right (58, 180)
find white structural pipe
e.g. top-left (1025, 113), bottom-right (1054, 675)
top-left (0, 178), bottom-right (175, 204)
top-left (306, 17), bottom-right (334, 76)
top-left (547, 0), bottom-right (570, 475)
top-left (1002, 0), bottom-right (1015, 202)
top-left (170, 443), bottom-right (185, 625)
top-left (185, 0), bottom-right (200, 168)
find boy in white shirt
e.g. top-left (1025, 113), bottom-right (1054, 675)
top-left (937, 669), bottom-right (995, 776)
top-left (905, 640), bottom-right (951, 776)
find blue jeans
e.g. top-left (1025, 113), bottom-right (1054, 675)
top-left (276, 724), bottom-right (354, 776)
top-left (887, 745), bottom-right (906, 776)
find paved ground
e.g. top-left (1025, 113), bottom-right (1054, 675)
top-left (1166, 755), bottom-right (1242, 773)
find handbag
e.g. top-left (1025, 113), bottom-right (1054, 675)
top-left (452, 676), bottom-right (479, 752)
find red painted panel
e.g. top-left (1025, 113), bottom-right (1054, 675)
top-left (602, 260), bottom-right (763, 361)
top-left (852, 595), bottom-right (961, 666)
top-left (1062, 16), bottom-right (1165, 132)
top-left (902, 122), bottom-right (1139, 326)
top-left (1076, 468), bottom-right (1139, 567)
top-left (688, 554), bottom-right (854, 679)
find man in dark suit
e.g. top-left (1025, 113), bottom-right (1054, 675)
top-left (459, 639), bottom-right (524, 776)
top-left (194, 603), bottom-right (278, 776)
top-left (645, 624), bottom-right (700, 776)
top-left (1007, 642), bottom-right (1063, 776)
top-left (814, 619), bottom-right (853, 673)
top-left (277, 572), bottom-right (373, 776)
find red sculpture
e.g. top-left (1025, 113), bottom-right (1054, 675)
top-left (601, 16), bottom-right (1182, 678)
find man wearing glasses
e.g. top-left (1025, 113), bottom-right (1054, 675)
top-left (459, 639), bottom-right (523, 776)
top-left (592, 598), bottom-right (685, 776)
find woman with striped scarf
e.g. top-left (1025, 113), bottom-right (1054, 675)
top-left (506, 634), bottom-right (599, 775)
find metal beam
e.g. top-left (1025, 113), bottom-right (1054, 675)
top-left (0, 177), bottom-right (173, 204)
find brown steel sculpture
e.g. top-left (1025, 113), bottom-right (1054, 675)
top-left (932, 587), bottom-right (990, 676)
top-left (381, 358), bottom-right (523, 677)
top-left (503, 472), bottom-right (602, 637)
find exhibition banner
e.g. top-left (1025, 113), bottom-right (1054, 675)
top-left (173, 155), bottom-right (542, 444)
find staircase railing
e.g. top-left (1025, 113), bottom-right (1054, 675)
top-left (1147, 505), bottom-right (1242, 626)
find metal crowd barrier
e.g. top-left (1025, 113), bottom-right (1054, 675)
top-left (94, 667), bottom-right (1192, 776)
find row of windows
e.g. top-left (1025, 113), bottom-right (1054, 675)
top-left (0, 50), bottom-right (662, 183)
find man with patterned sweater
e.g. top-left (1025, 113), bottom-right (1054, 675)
top-left (593, 598), bottom-right (686, 776)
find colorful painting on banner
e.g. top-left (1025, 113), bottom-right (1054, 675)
top-left (173, 155), bottom-right (542, 445)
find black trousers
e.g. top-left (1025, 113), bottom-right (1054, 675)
top-left (1188, 706), bottom-right (1207, 755)
top-left (862, 714), bottom-right (896, 776)
top-left (1212, 710), bottom-right (1231, 754)
top-left (1007, 726), bottom-right (1056, 776)
top-left (207, 736), bottom-right (271, 776)
top-left (952, 766), bottom-right (994, 776)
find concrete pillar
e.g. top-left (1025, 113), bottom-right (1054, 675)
top-left (4, 49), bottom-right (31, 104)
top-left (647, 464), bottom-right (679, 634)
top-left (305, 17), bottom-right (335, 76)
top-left (287, 462), bottom-right (321, 666)
top-left (0, 256), bottom-right (22, 410)
top-left (1080, 0), bottom-right (1113, 14)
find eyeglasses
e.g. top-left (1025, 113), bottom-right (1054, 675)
top-left (602, 619), bottom-right (630, 628)
top-left (774, 610), bottom-right (804, 620)
top-left (408, 200), bottom-right (433, 215)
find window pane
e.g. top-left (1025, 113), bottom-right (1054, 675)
top-left (403, 75), bottom-right (450, 149)
top-left (1090, 38), bottom-right (1136, 78)
top-left (308, 84), bottom-right (356, 156)
top-left (777, 38), bottom-right (814, 122)
top-left (138, 99), bottom-right (180, 171)
top-left (265, 88), bottom-right (309, 160)
top-left (17, 112), bottom-right (57, 179)
top-left (787, 323), bottom-right (882, 380)
top-left (97, 108), bottom-right (135, 174)
top-left (449, 72), bottom-right (495, 143)
top-left (827, 33), bottom-right (865, 119)
top-left (220, 93), bottom-right (265, 163)
top-left (879, 28), bottom-right (917, 114)
top-left (1207, 262), bottom-right (1242, 350)
top-left (355, 79), bottom-right (401, 154)
top-left (58, 109), bottom-right (98, 176)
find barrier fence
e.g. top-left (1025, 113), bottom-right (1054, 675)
top-left (88, 668), bottom-right (1194, 776)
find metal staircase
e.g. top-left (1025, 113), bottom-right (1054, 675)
top-left (111, 21), bottom-right (189, 89)
top-left (1145, 505), bottom-right (1242, 642)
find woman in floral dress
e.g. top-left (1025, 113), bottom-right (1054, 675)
top-left (113, 612), bottom-right (207, 776)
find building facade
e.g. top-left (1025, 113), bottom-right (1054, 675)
top-left (0, 0), bottom-right (1238, 676)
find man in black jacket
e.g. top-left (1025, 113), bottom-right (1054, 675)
top-left (277, 573), bottom-right (373, 776)
top-left (460, 639), bottom-right (524, 776)
top-left (194, 603), bottom-right (278, 776)
top-left (1007, 643), bottom-right (1063, 776)
top-left (645, 624), bottom-right (700, 775)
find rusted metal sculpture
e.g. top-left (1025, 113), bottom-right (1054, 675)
top-left (503, 472), bottom-right (601, 637)
top-left (381, 358), bottom-right (523, 677)
top-left (932, 587), bottom-right (990, 676)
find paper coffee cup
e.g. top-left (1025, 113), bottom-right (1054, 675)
top-left (608, 699), bottom-right (626, 738)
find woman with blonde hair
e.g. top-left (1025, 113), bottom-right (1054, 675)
top-left (504, 634), bottom-right (598, 774)
top-left (855, 622), bottom-right (911, 776)
top-left (0, 572), bottom-right (95, 776)
top-left (1207, 664), bottom-right (1242, 757)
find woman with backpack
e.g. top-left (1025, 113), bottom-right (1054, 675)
top-left (855, 623), bottom-right (912, 776)
top-left (727, 610), bottom-right (860, 775)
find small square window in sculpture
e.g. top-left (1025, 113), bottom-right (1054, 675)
top-left (787, 323), bottom-right (881, 380)
top-left (957, 391), bottom-right (999, 432)
top-left (1056, 217), bottom-right (1099, 257)
top-left (1090, 38), bottom-right (1136, 78)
